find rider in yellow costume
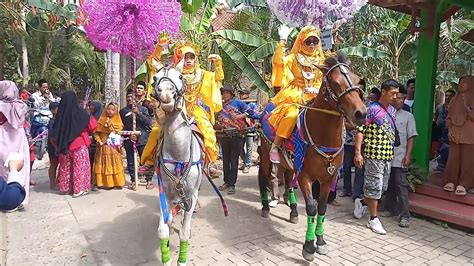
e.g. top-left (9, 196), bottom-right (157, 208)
top-left (140, 41), bottom-right (224, 170)
top-left (268, 25), bottom-right (325, 163)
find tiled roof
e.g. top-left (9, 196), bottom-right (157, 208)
top-left (211, 9), bottom-right (238, 31)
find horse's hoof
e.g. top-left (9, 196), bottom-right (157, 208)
top-left (302, 248), bottom-right (315, 262)
top-left (261, 209), bottom-right (270, 218)
top-left (316, 244), bottom-right (328, 255)
top-left (289, 215), bottom-right (298, 224)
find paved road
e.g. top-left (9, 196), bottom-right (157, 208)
top-left (4, 161), bottom-right (473, 265)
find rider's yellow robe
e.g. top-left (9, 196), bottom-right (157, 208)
top-left (268, 26), bottom-right (325, 138)
top-left (141, 45), bottom-right (223, 165)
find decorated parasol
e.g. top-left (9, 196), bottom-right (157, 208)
top-left (266, 0), bottom-right (367, 28)
top-left (82, 0), bottom-right (182, 190)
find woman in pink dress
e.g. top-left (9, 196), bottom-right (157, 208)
top-left (0, 81), bottom-right (30, 207)
top-left (52, 91), bottom-right (97, 198)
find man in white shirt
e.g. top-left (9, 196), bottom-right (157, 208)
top-left (31, 79), bottom-right (55, 108)
top-left (382, 85), bottom-right (418, 228)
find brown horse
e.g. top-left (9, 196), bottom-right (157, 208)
top-left (258, 53), bottom-right (367, 262)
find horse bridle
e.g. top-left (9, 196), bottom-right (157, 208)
top-left (321, 62), bottom-right (363, 114)
top-left (152, 67), bottom-right (186, 112)
top-left (302, 62), bottom-right (363, 175)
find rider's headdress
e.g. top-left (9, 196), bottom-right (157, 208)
top-left (291, 26), bottom-right (324, 58)
top-left (173, 40), bottom-right (200, 70)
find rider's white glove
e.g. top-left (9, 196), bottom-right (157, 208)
top-left (304, 87), bottom-right (319, 94)
top-left (278, 24), bottom-right (292, 41)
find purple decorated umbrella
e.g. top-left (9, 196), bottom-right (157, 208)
top-left (82, 0), bottom-right (182, 190)
top-left (266, 0), bottom-right (367, 28)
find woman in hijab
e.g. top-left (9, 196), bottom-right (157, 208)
top-left (93, 103), bottom-right (125, 189)
top-left (267, 26), bottom-right (325, 163)
top-left (52, 91), bottom-right (97, 197)
top-left (443, 76), bottom-right (474, 195)
top-left (0, 80), bottom-right (30, 207)
top-left (88, 100), bottom-right (104, 121)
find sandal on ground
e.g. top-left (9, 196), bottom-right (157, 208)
top-left (455, 185), bottom-right (467, 196)
top-left (128, 182), bottom-right (136, 190)
top-left (138, 165), bottom-right (154, 175)
top-left (72, 190), bottom-right (87, 198)
top-left (146, 182), bottom-right (155, 190)
top-left (443, 183), bottom-right (455, 192)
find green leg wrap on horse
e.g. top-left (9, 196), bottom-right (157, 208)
top-left (289, 188), bottom-right (297, 205)
top-left (178, 240), bottom-right (189, 263)
top-left (306, 216), bottom-right (316, 241)
top-left (315, 214), bottom-right (325, 236)
top-left (160, 239), bottom-right (171, 263)
top-left (261, 190), bottom-right (269, 201)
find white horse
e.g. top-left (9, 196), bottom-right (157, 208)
top-left (152, 67), bottom-right (203, 266)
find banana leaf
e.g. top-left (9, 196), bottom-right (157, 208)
top-left (339, 46), bottom-right (389, 59)
top-left (248, 41), bottom-right (277, 61)
top-left (181, 0), bottom-right (203, 15)
top-left (213, 29), bottom-right (267, 47)
top-left (180, 15), bottom-right (194, 32)
top-left (436, 70), bottom-right (458, 83)
top-left (216, 39), bottom-right (273, 97)
top-left (456, 41), bottom-right (474, 56)
top-left (198, 0), bottom-right (218, 34)
top-left (125, 62), bottom-right (148, 89)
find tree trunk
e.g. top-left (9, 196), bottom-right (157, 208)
top-left (104, 50), bottom-right (121, 104)
top-left (21, 7), bottom-right (29, 86)
top-left (41, 34), bottom-right (53, 78)
top-left (0, 37), bottom-right (4, 80)
top-left (119, 54), bottom-right (128, 108)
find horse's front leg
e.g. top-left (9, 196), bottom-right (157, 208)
top-left (158, 204), bottom-right (172, 266)
top-left (298, 175), bottom-right (317, 262)
top-left (178, 189), bottom-right (198, 265)
top-left (315, 181), bottom-right (332, 255)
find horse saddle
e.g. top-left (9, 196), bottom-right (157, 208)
top-left (260, 103), bottom-right (308, 172)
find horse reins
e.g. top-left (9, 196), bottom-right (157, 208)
top-left (298, 62), bottom-right (361, 175)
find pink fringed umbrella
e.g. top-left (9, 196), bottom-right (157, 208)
top-left (266, 0), bottom-right (367, 28)
top-left (82, 0), bottom-right (182, 190)
top-left (82, 0), bottom-right (181, 59)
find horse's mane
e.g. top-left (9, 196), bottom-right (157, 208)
top-left (323, 52), bottom-right (349, 68)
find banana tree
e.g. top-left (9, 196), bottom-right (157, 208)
top-left (178, 0), bottom-right (275, 96)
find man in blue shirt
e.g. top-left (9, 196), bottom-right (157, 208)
top-left (1, 156), bottom-right (26, 211)
top-left (216, 85), bottom-right (259, 194)
top-left (238, 89), bottom-right (260, 173)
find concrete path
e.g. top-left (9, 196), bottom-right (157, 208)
top-left (3, 160), bottom-right (474, 265)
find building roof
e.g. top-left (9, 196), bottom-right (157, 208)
top-left (211, 9), bottom-right (238, 31)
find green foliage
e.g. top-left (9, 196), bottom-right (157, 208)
top-left (406, 163), bottom-right (429, 192)
top-left (198, 0), bottom-right (218, 33)
top-left (216, 39), bottom-right (273, 96)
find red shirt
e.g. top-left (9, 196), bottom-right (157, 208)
top-left (66, 116), bottom-right (97, 151)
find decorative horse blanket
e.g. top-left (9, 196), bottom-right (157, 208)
top-left (261, 103), bottom-right (340, 190)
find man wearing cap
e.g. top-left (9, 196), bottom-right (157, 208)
top-left (216, 85), bottom-right (259, 194)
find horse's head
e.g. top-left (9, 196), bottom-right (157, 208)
top-left (152, 67), bottom-right (186, 113)
top-left (316, 52), bottom-right (367, 126)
